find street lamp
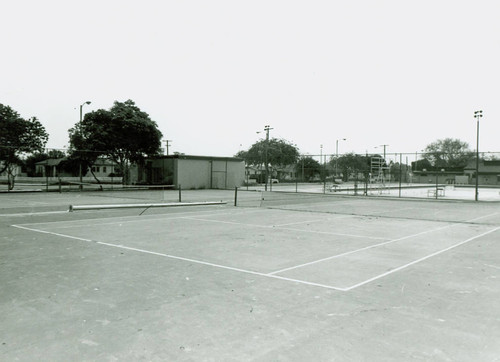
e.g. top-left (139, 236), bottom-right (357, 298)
top-left (257, 125), bottom-right (273, 191)
top-left (80, 101), bottom-right (91, 123)
top-left (78, 101), bottom-right (91, 189)
top-left (335, 138), bottom-right (346, 177)
top-left (474, 110), bottom-right (482, 201)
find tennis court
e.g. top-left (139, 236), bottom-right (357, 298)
top-left (1, 189), bottom-right (500, 360)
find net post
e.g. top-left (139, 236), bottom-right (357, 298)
top-left (234, 186), bottom-right (238, 206)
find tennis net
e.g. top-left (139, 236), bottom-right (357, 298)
top-left (63, 182), bottom-right (179, 202)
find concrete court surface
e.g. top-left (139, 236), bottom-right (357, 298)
top-left (1, 191), bottom-right (500, 361)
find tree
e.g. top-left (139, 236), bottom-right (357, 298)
top-left (0, 104), bottom-right (48, 189)
top-left (68, 100), bottom-right (163, 184)
top-left (296, 156), bottom-right (321, 181)
top-left (238, 138), bottom-right (300, 181)
top-left (241, 138), bottom-right (299, 166)
top-left (423, 138), bottom-right (473, 168)
top-left (336, 153), bottom-right (370, 182)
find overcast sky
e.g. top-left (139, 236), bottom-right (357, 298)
top-left (2, 0), bottom-right (499, 159)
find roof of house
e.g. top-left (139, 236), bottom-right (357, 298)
top-left (464, 159), bottom-right (500, 172)
top-left (35, 157), bottom-right (117, 167)
top-left (149, 155), bottom-right (244, 162)
top-left (35, 158), bottom-right (66, 166)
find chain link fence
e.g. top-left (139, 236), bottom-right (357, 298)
top-left (243, 151), bottom-right (500, 202)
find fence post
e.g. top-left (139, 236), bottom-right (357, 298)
top-left (399, 153), bottom-right (402, 198)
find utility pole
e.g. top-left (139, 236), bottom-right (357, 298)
top-left (474, 110), bottom-right (482, 201)
top-left (264, 125), bottom-right (272, 191)
top-left (163, 140), bottom-right (172, 155)
top-left (335, 138), bottom-right (346, 177)
top-left (379, 144), bottom-right (389, 160)
top-left (78, 101), bottom-right (91, 190)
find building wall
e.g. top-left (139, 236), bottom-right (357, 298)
top-left (86, 164), bottom-right (116, 178)
top-left (130, 156), bottom-right (245, 189)
top-left (176, 158), bottom-right (211, 189)
top-left (175, 158), bottom-right (245, 189)
top-left (224, 159), bottom-right (245, 188)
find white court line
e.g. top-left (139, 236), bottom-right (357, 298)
top-left (97, 242), bottom-right (346, 291)
top-left (273, 212), bottom-right (369, 227)
top-left (12, 224), bottom-right (93, 242)
top-left (182, 216), bottom-right (388, 240)
top-left (277, 226), bottom-right (388, 240)
top-left (15, 207), bottom-right (257, 228)
top-left (364, 206), bottom-right (420, 216)
top-left (11, 212), bottom-right (500, 292)
top-left (342, 226), bottom-right (500, 291)
top-left (0, 198), bottom-right (50, 205)
top-left (269, 211), bottom-right (500, 275)
top-left (273, 219), bottom-right (323, 227)
top-left (0, 210), bottom-right (69, 217)
top-left (10, 224), bottom-right (345, 291)
top-left (268, 223), bottom-right (456, 275)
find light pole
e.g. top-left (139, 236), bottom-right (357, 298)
top-left (163, 140), bottom-right (172, 155)
top-left (80, 101), bottom-right (91, 123)
top-left (264, 125), bottom-right (273, 191)
top-left (78, 101), bottom-right (91, 189)
top-left (474, 110), bottom-right (482, 201)
top-left (335, 138), bottom-right (346, 177)
top-left (257, 125), bottom-right (273, 191)
top-left (379, 144), bottom-right (389, 160)
top-left (320, 144), bottom-right (324, 190)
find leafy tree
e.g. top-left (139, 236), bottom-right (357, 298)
top-left (389, 162), bottom-right (411, 182)
top-left (336, 153), bottom-right (370, 182)
top-left (238, 138), bottom-right (300, 183)
top-left (423, 138), bottom-right (473, 168)
top-left (0, 104), bottom-right (48, 189)
top-left (68, 100), bottom-right (163, 184)
top-left (241, 138), bottom-right (299, 166)
top-left (296, 156), bottom-right (321, 181)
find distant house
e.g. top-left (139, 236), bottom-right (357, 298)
top-left (35, 157), bottom-right (118, 178)
top-left (464, 159), bottom-right (500, 185)
top-left (275, 164), bottom-right (296, 181)
top-left (244, 164), bottom-right (288, 183)
top-left (87, 158), bottom-right (118, 178)
top-left (410, 168), bottom-right (463, 185)
top-left (131, 154), bottom-right (245, 189)
top-left (35, 158), bottom-right (68, 177)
